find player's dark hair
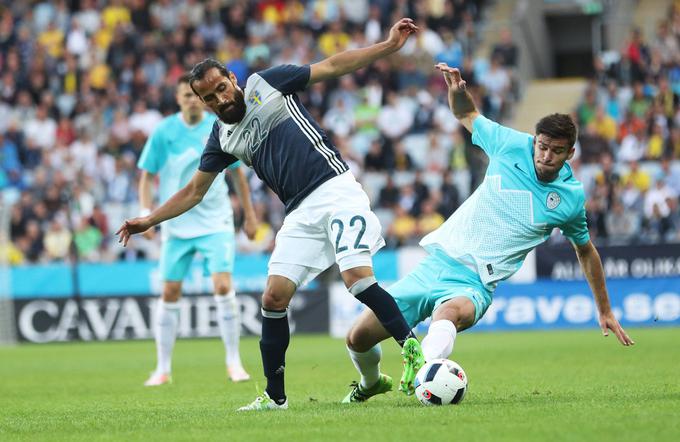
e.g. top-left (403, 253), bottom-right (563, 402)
top-left (177, 73), bottom-right (192, 86)
top-left (188, 58), bottom-right (230, 95)
top-left (535, 113), bottom-right (577, 147)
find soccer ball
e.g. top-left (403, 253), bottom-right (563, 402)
top-left (414, 358), bottom-right (468, 406)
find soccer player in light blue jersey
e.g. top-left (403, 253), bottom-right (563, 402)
top-left (138, 74), bottom-right (258, 387)
top-left (341, 63), bottom-right (634, 403)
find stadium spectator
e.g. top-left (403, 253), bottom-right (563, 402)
top-left (622, 160), bottom-right (652, 192)
top-left (644, 178), bottom-right (677, 241)
top-left (363, 137), bottom-right (389, 172)
top-left (378, 175), bottom-right (400, 209)
top-left (492, 28), bottom-right (519, 68)
top-left (660, 156), bottom-right (680, 195)
top-left (73, 215), bottom-right (102, 261)
top-left (480, 55), bottom-right (510, 121)
top-left (438, 171), bottom-right (459, 217)
top-left (387, 205), bottom-right (417, 247)
top-left (618, 125), bottom-right (647, 162)
top-left (20, 220), bottom-right (44, 263)
top-left (392, 140), bottom-right (414, 172)
top-left (425, 131), bottom-right (450, 173)
top-left (605, 200), bottom-right (641, 245)
top-left (43, 215), bottom-right (72, 261)
top-left (0, 131), bottom-right (22, 189)
top-left (377, 91), bottom-right (414, 140)
top-left (416, 198), bottom-right (444, 235)
top-left (591, 106), bottom-right (617, 143)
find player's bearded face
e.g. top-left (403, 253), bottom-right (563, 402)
top-left (194, 68), bottom-right (247, 124)
top-left (216, 86), bottom-right (246, 124)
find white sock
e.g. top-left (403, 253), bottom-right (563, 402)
top-left (347, 344), bottom-right (382, 389)
top-left (215, 291), bottom-right (242, 367)
top-left (155, 300), bottom-right (180, 375)
top-left (422, 319), bottom-right (457, 361)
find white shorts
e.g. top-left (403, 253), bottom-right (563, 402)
top-left (269, 171), bottom-right (385, 288)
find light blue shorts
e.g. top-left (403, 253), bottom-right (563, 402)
top-left (388, 248), bottom-right (493, 328)
top-left (160, 231), bottom-right (235, 281)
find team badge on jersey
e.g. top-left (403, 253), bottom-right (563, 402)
top-left (248, 90), bottom-right (262, 106)
top-left (546, 191), bottom-right (561, 210)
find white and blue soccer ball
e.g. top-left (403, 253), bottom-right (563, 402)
top-left (414, 358), bottom-right (468, 406)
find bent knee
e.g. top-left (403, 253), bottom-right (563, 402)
top-left (162, 283), bottom-right (182, 302)
top-left (435, 298), bottom-right (476, 331)
top-left (214, 281), bottom-right (231, 295)
top-left (341, 266), bottom-right (374, 289)
top-left (261, 292), bottom-right (287, 310)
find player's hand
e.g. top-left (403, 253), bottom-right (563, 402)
top-left (598, 310), bottom-right (634, 346)
top-left (386, 18), bottom-right (418, 51)
top-left (116, 217), bottom-right (153, 247)
top-left (435, 63), bottom-right (467, 91)
top-left (243, 216), bottom-right (258, 241)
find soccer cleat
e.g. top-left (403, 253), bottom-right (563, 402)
top-left (399, 337), bottom-right (425, 396)
top-left (341, 373), bottom-right (393, 403)
top-left (144, 372), bottom-right (172, 387)
top-left (227, 365), bottom-right (251, 383)
top-left (237, 392), bottom-right (288, 411)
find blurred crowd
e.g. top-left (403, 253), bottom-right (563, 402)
top-left (573, 4), bottom-right (680, 245)
top-left (0, 0), bottom-right (527, 266)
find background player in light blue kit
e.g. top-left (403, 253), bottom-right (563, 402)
top-left (138, 74), bottom-right (257, 386)
top-left (341, 63), bottom-right (635, 403)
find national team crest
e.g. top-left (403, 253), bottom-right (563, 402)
top-left (248, 90), bottom-right (262, 106)
top-left (546, 192), bottom-right (561, 210)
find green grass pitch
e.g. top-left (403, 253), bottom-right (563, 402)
top-left (1, 328), bottom-right (679, 441)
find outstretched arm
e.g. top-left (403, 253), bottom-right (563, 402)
top-left (138, 170), bottom-right (156, 239)
top-left (116, 170), bottom-right (218, 246)
top-left (308, 18), bottom-right (418, 85)
top-left (230, 167), bottom-right (258, 240)
top-left (435, 62), bottom-right (479, 133)
top-left (573, 240), bottom-right (634, 346)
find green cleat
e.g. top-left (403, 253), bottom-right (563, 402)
top-left (399, 337), bottom-right (425, 396)
top-left (341, 374), bottom-right (393, 403)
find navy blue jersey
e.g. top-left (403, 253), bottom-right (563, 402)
top-left (199, 64), bottom-right (349, 213)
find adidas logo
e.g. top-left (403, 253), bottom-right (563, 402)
top-left (227, 130), bottom-right (233, 137)
top-left (274, 365), bottom-right (285, 375)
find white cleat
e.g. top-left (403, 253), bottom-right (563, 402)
top-left (237, 392), bottom-right (288, 411)
top-left (228, 365), bottom-right (251, 383)
top-left (144, 372), bottom-right (172, 387)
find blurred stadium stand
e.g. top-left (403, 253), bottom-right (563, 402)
top-left (0, 0), bottom-right (678, 264)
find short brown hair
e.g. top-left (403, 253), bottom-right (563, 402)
top-left (535, 113), bottom-right (577, 147)
top-left (177, 73), bottom-right (192, 86)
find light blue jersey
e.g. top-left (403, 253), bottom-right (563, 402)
top-left (420, 115), bottom-right (589, 291)
top-left (138, 112), bottom-right (237, 240)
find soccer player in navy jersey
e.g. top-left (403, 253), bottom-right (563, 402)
top-left (117, 18), bottom-right (424, 410)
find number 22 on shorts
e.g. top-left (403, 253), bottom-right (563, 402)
top-left (331, 215), bottom-right (369, 253)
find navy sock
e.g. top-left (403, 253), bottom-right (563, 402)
top-left (355, 283), bottom-right (416, 346)
top-left (260, 309), bottom-right (289, 404)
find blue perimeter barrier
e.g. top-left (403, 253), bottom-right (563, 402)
top-left (478, 277), bottom-right (680, 329)
top-left (9, 252), bottom-right (679, 331)
top-left (8, 252), bottom-right (398, 298)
